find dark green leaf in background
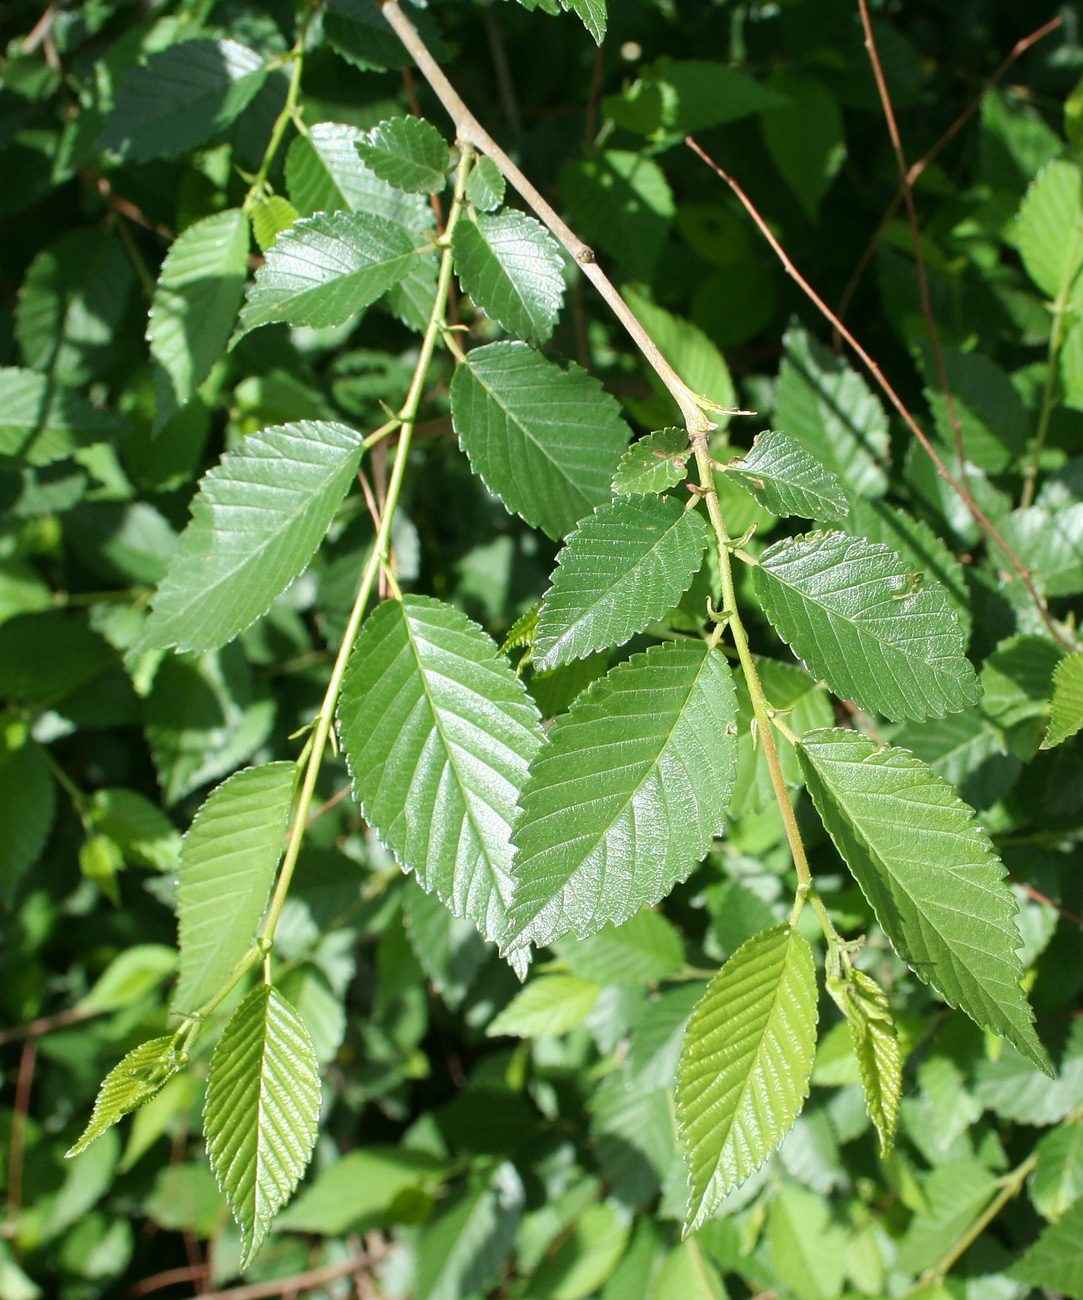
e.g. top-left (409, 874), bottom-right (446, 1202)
top-left (0, 368), bottom-right (125, 465)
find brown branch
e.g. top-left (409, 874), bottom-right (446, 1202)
top-left (134, 1253), bottom-right (377, 1300)
top-left (1009, 876), bottom-right (1083, 928)
top-left (78, 168), bottom-right (174, 240)
top-left (837, 14), bottom-right (1064, 329)
top-left (130, 1264), bottom-right (207, 1296)
top-left (305, 781), bottom-right (354, 828)
top-left (684, 135), bottom-right (1071, 649)
top-left (0, 1005), bottom-right (98, 1046)
top-left (584, 40), bottom-right (606, 150)
top-left (857, 0), bottom-right (966, 471)
top-left (482, 1), bottom-right (524, 135)
top-left (4, 1041), bottom-right (37, 1237)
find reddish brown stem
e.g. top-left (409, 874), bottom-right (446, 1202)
top-left (684, 136), bottom-right (1070, 649)
top-left (1009, 877), bottom-right (1083, 928)
top-left (4, 1040), bottom-right (37, 1238)
top-left (0, 1005), bottom-right (97, 1046)
top-left (837, 14), bottom-right (1064, 329)
top-left (133, 1253), bottom-right (377, 1299)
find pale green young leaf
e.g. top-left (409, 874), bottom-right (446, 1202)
top-left (1011, 1197), bottom-right (1083, 1296)
top-left (237, 211), bottom-right (421, 334)
top-left (533, 497), bottom-right (708, 671)
top-left (767, 1184), bottom-right (848, 1300)
top-left (797, 729), bottom-right (1048, 1071)
top-left (451, 341), bottom-right (631, 540)
top-left (676, 924), bottom-right (818, 1232)
top-left (554, 907), bottom-right (685, 987)
top-left (276, 1147), bottom-right (450, 1236)
top-left (204, 984), bottom-right (320, 1268)
top-left (67, 1037), bottom-right (186, 1158)
top-left (624, 288), bottom-right (735, 424)
top-left (452, 212), bottom-right (566, 346)
top-left (1032, 1122), bottom-right (1083, 1221)
top-left (0, 367), bottom-right (125, 465)
top-left (98, 39), bottom-right (267, 163)
top-left (173, 763), bottom-right (295, 1015)
top-left (144, 420), bottom-right (366, 653)
top-left (612, 428), bottom-right (692, 496)
top-left (337, 596), bottom-right (544, 953)
top-left (774, 325), bottom-right (888, 500)
top-left (249, 195), bottom-right (298, 252)
top-left (355, 116), bottom-right (450, 194)
top-left (1011, 159), bottom-right (1083, 298)
top-left (487, 973), bottom-right (601, 1038)
top-left (148, 209), bottom-right (249, 427)
top-left (508, 642), bottom-right (738, 948)
top-left (753, 530), bottom-right (979, 722)
top-left (826, 968), bottom-right (901, 1156)
top-left (726, 429), bottom-right (848, 522)
top-left (466, 156), bottom-right (506, 212)
top-left (654, 1240), bottom-right (726, 1300)
top-left (1043, 650), bottom-right (1083, 748)
top-left (285, 123), bottom-right (431, 230)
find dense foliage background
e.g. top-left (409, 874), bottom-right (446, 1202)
top-left (3, 0), bottom-right (1083, 1297)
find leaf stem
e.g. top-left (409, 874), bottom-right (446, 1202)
top-left (379, 0), bottom-right (716, 436)
top-left (248, 23), bottom-right (309, 200)
top-left (186, 145), bottom-right (475, 1027)
top-left (691, 444), bottom-right (836, 941)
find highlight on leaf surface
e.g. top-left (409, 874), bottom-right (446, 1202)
top-left (204, 984), bottom-right (321, 1268)
top-left (355, 115), bottom-right (450, 194)
top-left (726, 429), bottom-right (849, 522)
top-left (612, 428), bottom-right (692, 496)
top-left (67, 1036), bottom-right (187, 1158)
top-left (533, 495), bottom-right (708, 670)
top-left (676, 924), bottom-right (818, 1232)
top-left (451, 211), bottom-right (566, 346)
top-left (753, 530), bottom-right (979, 722)
top-left (1043, 650), bottom-right (1083, 749)
top-left (797, 729), bottom-right (1049, 1072)
top-left (507, 641), bottom-right (738, 948)
top-left (825, 965), bottom-right (902, 1156)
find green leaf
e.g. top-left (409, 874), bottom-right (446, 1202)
top-left (604, 60), bottom-right (788, 139)
top-left (726, 430), bottom-right (848, 522)
top-left (78, 944), bottom-right (176, 1013)
top-left (654, 1239), bottom-right (726, 1300)
top-left (237, 211), bottom-right (420, 334)
top-left (285, 122), bottom-right (431, 230)
top-left (466, 156), bottom-right (506, 211)
top-left (527, 1202), bottom-right (629, 1299)
top-left (67, 1037), bottom-right (186, 1158)
top-left (920, 346), bottom-right (1027, 475)
top-left (1011, 159), bottom-right (1083, 298)
top-left (612, 428), bottom-right (692, 496)
top-left (355, 116), bottom-right (450, 194)
top-left (204, 984), bottom-right (320, 1268)
top-left (1012, 1196), bottom-right (1083, 1297)
top-left (487, 974), bottom-right (601, 1037)
top-left (144, 421), bottom-right (366, 654)
top-left (797, 729), bottom-right (1048, 1070)
top-left (766, 1184), bottom-right (847, 1300)
top-left (623, 289), bottom-right (735, 426)
top-left (973, 1021), bottom-right (1083, 1125)
top-left (508, 642), bottom-right (738, 948)
top-left (415, 1162), bottom-right (525, 1300)
top-left (980, 633), bottom-right (1064, 759)
top-left (1045, 651), bottom-right (1083, 749)
top-left (98, 39), bottom-right (267, 163)
top-left (87, 788), bottom-right (181, 871)
top-left (995, 503), bottom-right (1083, 597)
top-left (0, 368), bottom-right (125, 466)
top-left (0, 732), bottom-right (55, 906)
top-left (1032, 1122), bottom-right (1083, 1221)
top-left (16, 229), bottom-right (136, 387)
top-left (452, 212), bottom-right (566, 346)
top-left (403, 881), bottom-right (490, 1010)
top-left (892, 707), bottom-right (1019, 811)
top-left (761, 70), bottom-right (846, 221)
top-left (148, 209), bottom-right (249, 427)
top-left (451, 341), bottom-right (631, 540)
top-left (753, 530), bottom-right (979, 722)
top-left (774, 325), bottom-right (889, 501)
top-left (337, 596), bottom-right (544, 952)
top-left (534, 497), bottom-right (708, 670)
top-left (173, 762), bottom-right (295, 1015)
top-left (0, 609), bottom-right (115, 700)
top-left (554, 907), bottom-right (685, 987)
top-left (897, 1160), bottom-right (998, 1275)
top-left (564, 0), bottom-right (607, 43)
top-left (826, 967), bottom-right (901, 1156)
top-left (277, 1146), bottom-right (449, 1235)
top-left (248, 195), bottom-right (298, 253)
top-left (676, 924), bottom-right (818, 1232)
top-left (560, 151), bottom-right (674, 281)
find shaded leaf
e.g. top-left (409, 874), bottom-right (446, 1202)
top-left (0, 733), bottom-right (55, 906)
top-left (98, 39), bottom-right (267, 163)
top-left (337, 596), bottom-right (544, 950)
top-left (727, 429), bottom-right (848, 522)
top-left (1012, 1196), bottom-right (1083, 1296)
top-left (204, 985), bottom-right (320, 1267)
top-left (451, 341), bottom-right (631, 540)
top-left (452, 212), bottom-right (566, 346)
top-left (355, 116), bottom-right (449, 194)
top-left (676, 925), bottom-right (818, 1232)
top-left (145, 421), bottom-right (366, 654)
top-left (238, 211), bottom-right (420, 334)
top-left (753, 530), bottom-right (979, 722)
top-left (534, 496), bottom-right (708, 670)
top-left (67, 1037), bottom-right (186, 1158)
top-left (487, 974), bottom-right (601, 1037)
top-left (416, 1162), bottom-right (525, 1300)
top-left (554, 907), bottom-right (685, 987)
top-left (173, 763), bottom-right (295, 1015)
top-left (0, 368), bottom-right (125, 466)
top-left (1032, 1122), bottom-right (1083, 1221)
top-left (761, 70), bottom-right (846, 221)
top-left (797, 729), bottom-right (1048, 1071)
top-left (508, 642), bottom-right (738, 948)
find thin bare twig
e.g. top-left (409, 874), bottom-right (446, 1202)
top-left (837, 14), bottom-right (1064, 330)
top-left (134, 1253), bottom-right (377, 1300)
top-left (584, 40), bottom-right (606, 150)
top-left (0, 1005), bottom-right (97, 1046)
top-left (1009, 876), bottom-right (1083, 928)
top-left (684, 135), bottom-right (1070, 648)
top-left (483, 1), bottom-right (523, 135)
top-left (856, 0), bottom-right (966, 471)
top-left (305, 781), bottom-right (354, 828)
top-left (4, 1041), bottom-right (37, 1238)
